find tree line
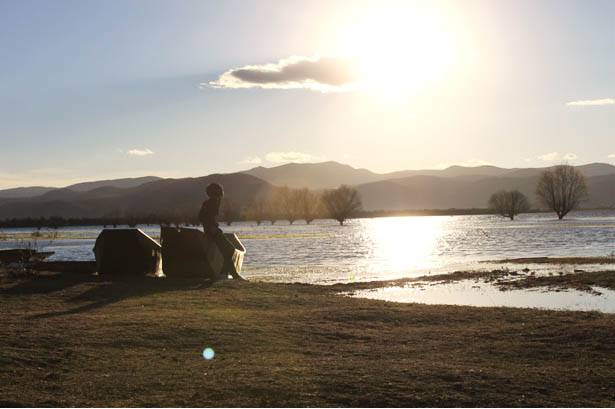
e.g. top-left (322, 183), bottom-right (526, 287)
top-left (222, 185), bottom-right (362, 226)
top-left (488, 164), bottom-right (588, 220)
top-left (0, 185), bottom-right (364, 228)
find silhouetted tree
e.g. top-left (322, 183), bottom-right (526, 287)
top-left (266, 195), bottom-right (281, 225)
top-left (246, 197), bottom-right (269, 226)
top-left (296, 188), bottom-right (321, 224)
top-left (322, 185), bottom-right (362, 226)
top-left (221, 199), bottom-right (241, 226)
top-left (277, 186), bottom-right (302, 224)
top-left (536, 164), bottom-right (588, 220)
top-left (488, 190), bottom-right (530, 220)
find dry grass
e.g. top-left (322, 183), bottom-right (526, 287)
top-left (1, 269), bottom-right (615, 407)
top-left (496, 270), bottom-right (615, 293)
top-left (492, 256), bottom-right (615, 265)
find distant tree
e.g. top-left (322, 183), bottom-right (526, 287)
top-left (246, 197), bottom-right (269, 226)
top-left (265, 193), bottom-right (281, 225)
top-left (322, 185), bottom-right (362, 226)
top-left (488, 190), bottom-right (530, 220)
top-left (536, 164), bottom-right (588, 220)
top-left (296, 188), bottom-right (321, 224)
top-left (277, 186), bottom-right (301, 224)
top-left (221, 199), bottom-right (242, 226)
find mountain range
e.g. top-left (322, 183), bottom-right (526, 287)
top-left (0, 161), bottom-right (614, 219)
top-left (0, 174), bottom-right (270, 220)
top-left (0, 176), bottom-right (161, 199)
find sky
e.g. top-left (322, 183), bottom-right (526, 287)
top-left (0, 0), bottom-right (614, 188)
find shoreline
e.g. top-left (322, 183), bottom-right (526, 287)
top-left (2, 207), bottom-right (615, 228)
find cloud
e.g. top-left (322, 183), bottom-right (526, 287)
top-left (608, 154), bottom-right (615, 159)
top-left (239, 156), bottom-right (263, 165)
top-left (537, 152), bottom-right (559, 161)
top-left (537, 152), bottom-right (577, 162)
top-left (126, 148), bottom-right (154, 157)
top-left (567, 98), bottom-right (615, 106)
top-left (207, 56), bottom-right (359, 92)
top-left (265, 151), bottom-right (326, 164)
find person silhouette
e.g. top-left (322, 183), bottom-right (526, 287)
top-left (199, 183), bottom-right (224, 237)
top-left (199, 183), bottom-right (245, 280)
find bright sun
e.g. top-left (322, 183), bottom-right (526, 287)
top-left (335, 3), bottom-right (462, 96)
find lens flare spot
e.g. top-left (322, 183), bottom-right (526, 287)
top-left (202, 347), bottom-right (215, 360)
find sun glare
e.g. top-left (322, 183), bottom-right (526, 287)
top-left (334, 3), bottom-right (466, 97)
top-left (367, 216), bottom-right (444, 277)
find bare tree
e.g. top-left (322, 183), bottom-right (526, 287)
top-left (488, 190), bottom-right (530, 220)
top-left (296, 188), bottom-right (321, 224)
top-left (221, 199), bottom-right (242, 226)
top-left (266, 195), bottom-right (281, 225)
top-left (536, 164), bottom-right (588, 220)
top-left (246, 196), bottom-right (269, 226)
top-left (322, 185), bottom-right (362, 226)
top-left (277, 186), bottom-right (301, 224)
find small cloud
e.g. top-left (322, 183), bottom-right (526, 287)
top-left (567, 98), bottom-right (615, 106)
top-left (537, 152), bottom-right (577, 162)
top-left (206, 56), bottom-right (359, 92)
top-left (239, 156), bottom-right (262, 165)
top-left (608, 153), bottom-right (615, 159)
top-left (265, 151), bottom-right (326, 164)
top-left (537, 152), bottom-right (560, 161)
top-left (126, 148), bottom-right (154, 157)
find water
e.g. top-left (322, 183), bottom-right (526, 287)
top-left (2, 210), bottom-right (615, 284)
top-left (350, 281), bottom-right (615, 314)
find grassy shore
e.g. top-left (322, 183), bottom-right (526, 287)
top-left (2, 268), bottom-right (615, 407)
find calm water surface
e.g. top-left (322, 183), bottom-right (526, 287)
top-left (2, 210), bottom-right (615, 284)
top-left (350, 281), bottom-right (615, 314)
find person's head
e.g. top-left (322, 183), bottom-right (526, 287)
top-left (206, 182), bottom-right (224, 198)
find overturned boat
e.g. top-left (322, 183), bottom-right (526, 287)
top-left (160, 226), bottom-right (245, 279)
top-left (93, 229), bottom-right (162, 276)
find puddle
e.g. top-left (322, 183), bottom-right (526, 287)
top-left (349, 279), bottom-right (615, 313)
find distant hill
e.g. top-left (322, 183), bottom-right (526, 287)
top-left (243, 161), bottom-right (382, 189)
top-left (0, 176), bottom-right (162, 199)
top-left (383, 165), bottom-right (513, 180)
top-left (65, 176), bottom-right (162, 192)
top-left (357, 173), bottom-right (615, 211)
top-left (0, 173), bottom-right (271, 220)
top-left (243, 161), bottom-right (615, 189)
top-left (0, 186), bottom-right (56, 199)
top-left (1, 162), bottom-right (614, 220)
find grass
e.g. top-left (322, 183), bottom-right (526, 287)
top-left (491, 256), bottom-right (615, 265)
top-left (496, 270), bottom-right (615, 294)
top-left (1, 268), bottom-right (615, 407)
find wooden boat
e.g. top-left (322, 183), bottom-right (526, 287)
top-left (160, 227), bottom-right (245, 279)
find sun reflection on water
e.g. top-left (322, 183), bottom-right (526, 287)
top-left (366, 216), bottom-right (446, 278)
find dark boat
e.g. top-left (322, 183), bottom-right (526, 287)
top-left (160, 227), bottom-right (245, 279)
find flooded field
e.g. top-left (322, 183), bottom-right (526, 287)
top-left (349, 279), bottom-right (615, 314)
top-left (2, 210), bottom-right (615, 283)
